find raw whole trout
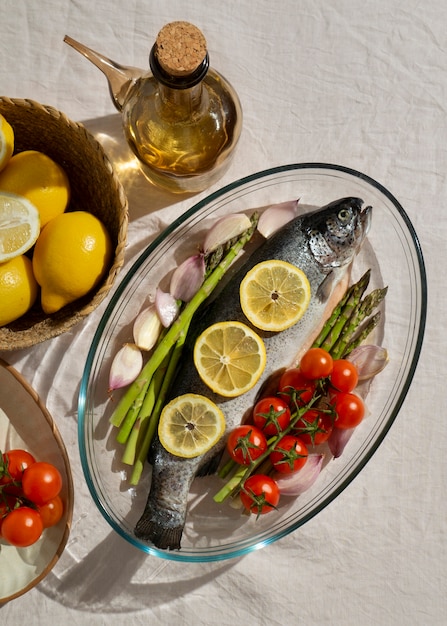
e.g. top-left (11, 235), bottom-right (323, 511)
top-left (134, 197), bottom-right (372, 550)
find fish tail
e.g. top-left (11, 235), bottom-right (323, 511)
top-left (135, 502), bottom-right (183, 550)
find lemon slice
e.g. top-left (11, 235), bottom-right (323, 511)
top-left (158, 393), bottom-right (226, 458)
top-left (193, 321), bottom-right (267, 397)
top-left (0, 191), bottom-right (40, 263)
top-left (0, 114), bottom-right (14, 172)
top-left (239, 259), bottom-right (311, 332)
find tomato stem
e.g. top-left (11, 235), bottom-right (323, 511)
top-left (213, 394), bottom-right (320, 503)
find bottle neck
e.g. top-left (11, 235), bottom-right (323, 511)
top-left (149, 45), bottom-right (209, 89)
top-left (157, 81), bottom-right (205, 115)
top-left (149, 44), bottom-right (210, 116)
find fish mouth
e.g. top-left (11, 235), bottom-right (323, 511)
top-left (360, 203), bottom-right (373, 239)
top-left (343, 197), bottom-right (372, 241)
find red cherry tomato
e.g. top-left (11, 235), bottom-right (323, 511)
top-left (330, 359), bottom-right (359, 392)
top-left (293, 408), bottom-right (334, 445)
top-left (299, 348), bottom-right (333, 380)
top-left (38, 495), bottom-right (64, 528)
top-left (0, 449), bottom-right (36, 485)
top-left (240, 474), bottom-right (280, 516)
top-left (331, 391), bottom-right (365, 429)
top-left (226, 425), bottom-right (268, 465)
top-left (269, 435), bottom-right (308, 473)
top-left (253, 396), bottom-right (291, 436)
top-left (1, 507), bottom-right (44, 547)
top-left (278, 368), bottom-right (316, 407)
top-left (22, 462), bottom-right (63, 505)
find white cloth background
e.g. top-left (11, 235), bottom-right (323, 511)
top-left (0, 0), bottom-right (445, 624)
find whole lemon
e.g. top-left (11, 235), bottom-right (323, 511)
top-left (32, 211), bottom-right (113, 314)
top-left (0, 113), bottom-right (14, 172)
top-left (0, 150), bottom-right (70, 228)
top-left (0, 255), bottom-right (38, 326)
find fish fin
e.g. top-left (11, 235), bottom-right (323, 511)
top-left (316, 271), bottom-right (335, 302)
top-left (135, 506), bottom-right (182, 550)
top-left (197, 449), bottom-right (225, 477)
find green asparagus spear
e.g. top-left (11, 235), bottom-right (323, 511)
top-left (312, 270), bottom-right (370, 349)
top-left (129, 331), bottom-right (188, 485)
top-left (342, 311), bottom-right (382, 357)
top-left (330, 287), bottom-right (387, 359)
top-left (317, 270), bottom-right (371, 353)
top-left (121, 351), bottom-right (168, 464)
top-left (109, 215), bottom-right (258, 431)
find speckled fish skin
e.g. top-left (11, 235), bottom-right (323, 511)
top-left (134, 197), bottom-right (372, 550)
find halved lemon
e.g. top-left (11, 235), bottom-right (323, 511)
top-left (240, 259), bottom-right (311, 332)
top-left (193, 321), bottom-right (267, 397)
top-left (0, 191), bottom-right (40, 263)
top-left (158, 393), bottom-right (226, 458)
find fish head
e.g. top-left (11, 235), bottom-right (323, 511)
top-left (305, 197), bottom-right (371, 269)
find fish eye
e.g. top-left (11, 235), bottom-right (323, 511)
top-left (338, 208), bottom-right (352, 223)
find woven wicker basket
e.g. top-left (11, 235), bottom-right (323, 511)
top-left (0, 97), bottom-right (128, 350)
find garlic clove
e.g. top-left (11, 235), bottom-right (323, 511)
top-left (133, 304), bottom-right (162, 350)
top-left (257, 199), bottom-right (300, 238)
top-left (170, 254), bottom-right (206, 302)
top-left (155, 288), bottom-right (180, 327)
top-left (203, 213), bottom-right (252, 254)
top-left (108, 343), bottom-right (143, 392)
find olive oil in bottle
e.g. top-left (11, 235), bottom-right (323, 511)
top-left (121, 22), bottom-right (242, 193)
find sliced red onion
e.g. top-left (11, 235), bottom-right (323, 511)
top-left (274, 454), bottom-right (324, 496)
top-left (328, 427), bottom-right (355, 458)
top-left (133, 304), bottom-right (163, 349)
top-left (155, 288), bottom-right (180, 328)
top-left (170, 254), bottom-right (206, 302)
top-left (203, 213), bottom-right (252, 254)
top-left (108, 343), bottom-right (143, 392)
top-left (257, 199), bottom-right (300, 238)
top-left (347, 344), bottom-right (389, 381)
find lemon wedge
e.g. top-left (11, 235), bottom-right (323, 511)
top-left (239, 259), bottom-right (311, 332)
top-left (193, 321), bottom-right (267, 397)
top-left (158, 393), bottom-right (226, 458)
top-left (0, 191), bottom-right (40, 263)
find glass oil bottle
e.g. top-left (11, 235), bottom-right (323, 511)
top-left (65, 22), bottom-right (242, 194)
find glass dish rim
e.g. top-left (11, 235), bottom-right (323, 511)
top-left (78, 162), bottom-right (427, 562)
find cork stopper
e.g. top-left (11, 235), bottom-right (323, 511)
top-left (155, 21), bottom-right (207, 76)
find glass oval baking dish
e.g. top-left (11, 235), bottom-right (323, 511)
top-left (78, 163), bottom-right (426, 562)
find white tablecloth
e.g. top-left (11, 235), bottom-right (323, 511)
top-left (1, 1), bottom-right (445, 624)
